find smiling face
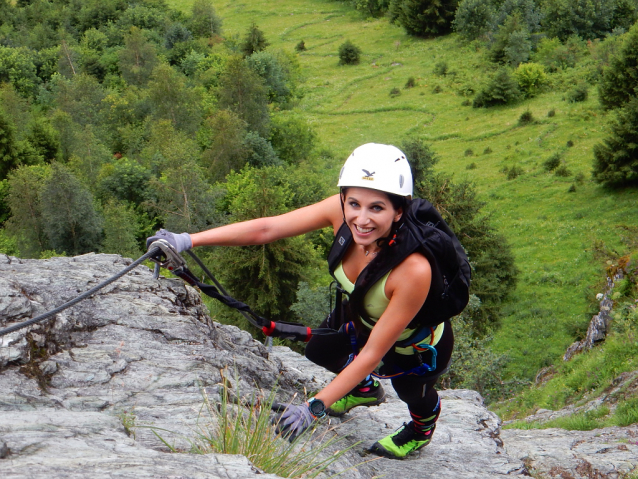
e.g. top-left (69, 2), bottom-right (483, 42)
top-left (342, 187), bottom-right (403, 248)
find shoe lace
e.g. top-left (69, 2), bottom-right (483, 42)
top-left (393, 422), bottom-right (421, 446)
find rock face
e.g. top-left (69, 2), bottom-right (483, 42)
top-left (1, 253), bottom-right (637, 478)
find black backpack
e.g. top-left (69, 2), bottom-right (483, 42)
top-left (327, 198), bottom-right (471, 329)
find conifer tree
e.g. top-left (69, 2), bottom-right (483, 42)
top-left (391, 0), bottom-right (459, 37)
top-left (473, 68), bottom-right (521, 107)
top-left (598, 22), bottom-right (638, 110)
top-left (40, 163), bottom-right (102, 255)
top-left (592, 97), bottom-right (638, 188)
top-left (240, 23), bottom-right (269, 56)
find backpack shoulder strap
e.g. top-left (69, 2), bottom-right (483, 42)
top-left (327, 222), bottom-right (352, 279)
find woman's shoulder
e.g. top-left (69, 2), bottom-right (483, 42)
top-left (386, 251), bottom-right (431, 293)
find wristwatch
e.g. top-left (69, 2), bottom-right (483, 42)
top-left (307, 397), bottom-right (326, 418)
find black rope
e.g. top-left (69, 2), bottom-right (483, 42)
top-left (0, 248), bottom-right (159, 338)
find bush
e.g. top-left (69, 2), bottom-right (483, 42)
top-left (555, 164), bottom-right (572, 177)
top-left (567, 140), bottom-right (574, 147)
top-left (543, 153), bottom-right (562, 171)
top-left (507, 165), bottom-right (524, 179)
top-left (473, 68), bottom-right (521, 108)
top-left (295, 40), bottom-right (306, 52)
top-left (514, 62), bottom-right (547, 98)
top-left (532, 36), bottom-right (584, 71)
top-left (599, 22), bottom-right (638, 109)
top-left (568, 183), bottom-right (576, 192)
top-left (433, 61), bottom-right (448, 76)
top-left (462, 99), bottom-right (472, 106)
top-left (483, 146), bottom-right (493, 154)
top-left (548, 108), bottom-right (556, 117)
top-left (466, 162), bottom-right (477, 170)
top-left (405, 76), bottom-right (416, 88)
top-left (518, 110), bottom-right (535, 125)
top-left (389, 87), bottom-right (401, 97)
top-left (464, 148), bottom-right (474, 157)
top-left (432, 84), bottom-right (442, 93)
top-left (566, 83), bottom-right (588, 103)
top-left (453, 0), bottom-right (495, 41)
top-left (593, 96), bottom-right (638, 187)
top-left (338, 40), bottom-right (361, 65)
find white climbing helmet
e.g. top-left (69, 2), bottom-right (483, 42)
top-left (338, 143), bottom-right (413, 197)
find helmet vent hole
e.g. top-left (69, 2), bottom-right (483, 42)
top-left (399, 175), bottom-right (404, 188)
top-left (339, 166), bottom-right (345, 179)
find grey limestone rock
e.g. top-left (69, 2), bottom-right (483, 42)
top-left (1, 253), bottom-right (636, 478)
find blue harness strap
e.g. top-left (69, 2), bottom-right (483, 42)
top-left (340, 322), bottom-right (438, 378)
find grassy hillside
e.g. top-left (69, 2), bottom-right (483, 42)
top-left (172, 0), bottom-right (638, 384)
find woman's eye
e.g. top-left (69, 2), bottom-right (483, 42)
top-left (372, 205), bottom-right (383, 211)
top-left (349, 201), bottom-right (359, 208)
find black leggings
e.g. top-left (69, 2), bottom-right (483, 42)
top-left (305, 313), bottom-right (454, 419)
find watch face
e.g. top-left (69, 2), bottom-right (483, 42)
top-left (309, 399), bottom-right (325, 415)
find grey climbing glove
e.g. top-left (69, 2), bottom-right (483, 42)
top-left (271, 402), bottom-right (316, 442)
top-left (146, 229), bottom-right (192, 253)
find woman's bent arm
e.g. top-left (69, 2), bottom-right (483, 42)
top-left (190, 194), bottom-right (342, 247)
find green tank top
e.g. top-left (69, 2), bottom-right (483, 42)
top-left (333, 261), bottom-right (445, 351)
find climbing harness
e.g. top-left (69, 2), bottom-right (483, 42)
top-left (0, 241), bottom-right (334, 343)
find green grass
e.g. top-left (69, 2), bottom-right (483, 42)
top-left (172, 0), bottom-right (638, 388)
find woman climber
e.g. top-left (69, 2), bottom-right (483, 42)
top-left (146, 143), bottom-right (460, 459)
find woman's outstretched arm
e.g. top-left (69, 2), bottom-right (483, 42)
top-left (190, 194), bottom-right (343, 247)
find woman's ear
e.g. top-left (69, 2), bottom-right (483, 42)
top-left (394, 208), bottom-right (403, 223)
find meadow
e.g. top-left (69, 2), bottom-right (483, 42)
top-left (171, 0), bottom-right (638, 388)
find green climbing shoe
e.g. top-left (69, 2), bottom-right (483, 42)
top-left (369, 422), bottom-right (433, 459)
top-left (326, 380), bottom-right (386, 417)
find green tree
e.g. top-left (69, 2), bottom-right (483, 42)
top-left (598, 22), bottom-right (638, 110)
top-left (592, 96), bottom-right (638, 187)
top-left (489, 13), bottom-right (531, 66)
top-left (148, 159), bottom-right (219, 233)
top-left (118, 26), bottom-right (159, 86)
top-left (216, 56), bottom-right (270, 137)
top-left (0, 109), bottom-right (22, 180)
top-left (53, 73), bottom-right (106, 128)
top-left (66, 124), bottom-right (112, 187)
top-left (98, 157), bottom-right (151, 205)
top-left (210, 165), bottom-right (321, 327)
top-left (453, 0), bottom-right (495, 41)
top-left (0, 46), bottom-right (40, 98)
top-left (189, 0), bottom-right (222, 38)
top-left (6, 165), bottom-right (50, 257)
top-left (240, 22), bottom-right (269, 56)
top-left (101, 199), bottom-right (141, 258)
top-left (147, 63), bottom-right (202, 133)
top-left (390, 0), bottom-right (459, 37)
top-left (269, 112), bottom-right (316, 164)
top-left (40, 163), bottom-right (103, 255)
top-left (199, 109), bottom-right (250, 182)
top-left (352, 0), bottom-right (391, 17)
top-left (243, 131), bottom-right (281, 167)
top-left (26, 116), bottom-right (61, 162)
top-left (246, 51), bottom-right (293, 104)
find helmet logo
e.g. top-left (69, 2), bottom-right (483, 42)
top-left (361, 169), bottom-right (375, 181)
top-left (399, 174), bottom-right (404, 188)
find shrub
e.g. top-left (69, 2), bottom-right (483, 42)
top-left (543, 153), bottom-right (562, 171)
top-left (453, 0), bottom-right (495, 41)
top-left (295, 40), bottom-right (306, 52)
top-left (555, 164), bottom-right (572, 177)
top-left (514, 62), bottom-right (547, 98)
top-left (433, 61), bottom-right (448, 76)
top-left (593, 96), bottom-right (638, 187)
top-left (462, 99), bottom-right (471, 106)
top-left (566, 83), bottom-right (588, 103)
top-left (389, 87), bottom-right (401, 97)
top-left (466, 162), bottom-right (477, 169)
top-left (599, 22), bottom-right (638, 109)
top-left (575, 172), bottom-right (585, 184)
top-left (473, 68), bottom-right (521, 108)
top-left (338, 40), bottom-right (361, 65)
top-left (405, 76), bottom-right (416, 88)
top-left (507, 165), bottom-right (524, 179)
top-left (489, 13), bottom-right (532, 66)
top-left (548, 109), bottom-right (556, 117)
top-left (568, 184), bottom-right (576, 192)
top-left (483, 146), bottom-right (493, 154)
top-left (464, 148), bottom-right (474, 157)
top-left (518, 110), bottom-right (535, 125)
top-left (567, 140), bottom-right (574, 147)
top-left (432, 84), bottom-right (442, 93)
